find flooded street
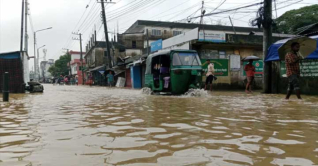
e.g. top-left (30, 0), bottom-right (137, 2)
top-left (1, 85), bottom-right (318, 166)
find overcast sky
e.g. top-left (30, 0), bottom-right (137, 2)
top-left (0, 0), bottom-right (316, 69)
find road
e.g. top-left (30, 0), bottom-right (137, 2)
top-left (0, 85), bottom-right (318, 166)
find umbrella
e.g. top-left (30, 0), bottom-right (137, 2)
top-left (278, 36), bottom-right (317, 60)
top-left (241, 56), bottom-right (261, 62)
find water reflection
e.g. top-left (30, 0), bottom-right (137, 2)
top-left (0, 85), bottom-right (318, 165)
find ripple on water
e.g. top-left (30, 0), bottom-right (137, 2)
top-left (157, 146), bottom-right (253, 165)
top-left (102, 137), bottom-right (158, 149)
top-left (106, 149), bottom-right (168, 165)
top-left (265, 137), bottom-right (305, 145)
top-left (271, 157), bottom-right (314, 166)
top-left (161, 123), bottom-right (226, 134)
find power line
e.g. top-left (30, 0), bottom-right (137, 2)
top-left (61, 0), bottom-right (96, 54)
top-left (276, 0), bottom-right (303, 10)
top-left (108, 0), bottom-right (166, 22)
top-left (211, 0), bottom-right (227, 12)
top-left (188, 1), bottom-right (264, 20)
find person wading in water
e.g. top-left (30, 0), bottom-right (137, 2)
top-left (244, 59), bottom-right (256, 93)
top-left (202, 60), bottom-right (215, 91)
top-left (285, 42), bottom-right (302, 100)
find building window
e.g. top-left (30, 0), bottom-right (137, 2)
top-left (152, 29), bottom-right (162, 36)
top-left (173, 31), bottom-right (182, 36)
top-left (219, 51), bottom-right (226, 59)
top-left (201, 50), bottom-right (218, 59)
top-left (164, 30), bottom-right (167, 34)
top-left (132, 41), bottom-right (137, 48)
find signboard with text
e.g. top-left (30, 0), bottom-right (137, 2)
top-left (280, 60), bottom-right (318, 77)
top-left (198, 31), bottom-right (226, 43)
top-left (201, 59), bottom-right (229, 76)
top-left (150, 39), bottom-right (163, 52)
top-left (243, 60), bottom-right (264, 77)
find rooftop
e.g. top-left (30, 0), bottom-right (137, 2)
top-left (125, 20), bottom-right (264, 34)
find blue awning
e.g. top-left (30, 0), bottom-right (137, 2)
top-left (265, 35), bottom-right (318, 62)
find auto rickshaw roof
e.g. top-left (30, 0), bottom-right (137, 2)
top-left (147, 49), bottom-right (197, 59)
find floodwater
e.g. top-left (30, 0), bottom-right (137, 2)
top-left (0, 85), bottom-right (318, 166)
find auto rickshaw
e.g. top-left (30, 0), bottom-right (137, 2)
top-left (145, 50), bottom-right (202, 95)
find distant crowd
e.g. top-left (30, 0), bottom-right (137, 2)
top-left (53, 75), bottom-right (78, 86)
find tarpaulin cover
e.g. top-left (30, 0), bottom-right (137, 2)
top-left (265, 35), bottom-right (318, 62)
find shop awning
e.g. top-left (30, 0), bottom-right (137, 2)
top-left (266, 35), bottom-right (318, 62)
top-left (89, 65), bottom-right (105, 72)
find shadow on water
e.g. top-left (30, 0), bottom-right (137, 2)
top-left (0, 85), bottom-right (318, 165)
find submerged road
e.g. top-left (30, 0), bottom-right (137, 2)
top-left (0, 85), bottom-right (318, 166)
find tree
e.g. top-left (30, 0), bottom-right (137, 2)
top-left (275, 5), bottom-right (318, 34)
top-left (48, 53), bottom-right (71, 77)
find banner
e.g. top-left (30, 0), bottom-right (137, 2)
top-left (201, 59), bottom-right (229, 76)
top-left (243, 60), bottom-right (263, 77)
top-left (150, 39), bottom-right (163, 52)
top-left (281, 60), bottom-right (318, 77)
top-left (198, 31), bottom-right (226, 43)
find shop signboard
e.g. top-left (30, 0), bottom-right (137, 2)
top-left (150, 39), bottom-right (162, 52)
top-left (280, 60), bottom-right (318, 77)
top-left (243, 60), bottom-right (263, 77)
top-left (201, 59), bottom-right (229, 76)
top-left (198, 31), bottom-right (226, 43)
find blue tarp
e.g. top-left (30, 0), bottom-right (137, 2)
top-left (265, 35), bottom-right (318, 62)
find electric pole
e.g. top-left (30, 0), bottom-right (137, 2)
top-left (146, 29), bottom-right (149, 55)
top-left (229, 16), bottom-right (236, 34)
top-left (20, 0), bottom-right (25, 52)
top-left (263, 0), bottom-right (273, 93)
top-left (98, 0), bottom-right (115, 69)
top-left (24, 0), bottom-right (28, 53)
top-left (73, 33), bottom-right (84, 85)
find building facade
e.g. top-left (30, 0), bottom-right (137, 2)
top-left (69, 51), bottom-right (86, 85)
top-left (40, 59), bottom-right (54, 83)
top-left (117, 20), bottom-right (293, 90)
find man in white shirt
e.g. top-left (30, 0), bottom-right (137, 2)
top-left (203, 60), bottom-right (215, 91)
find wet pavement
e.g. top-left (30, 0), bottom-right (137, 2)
top-left (0, 85), bottom-right (318, 166)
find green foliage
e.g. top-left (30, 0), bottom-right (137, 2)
top-left (48, 53), bottom-right (71, 77)
top-left (275, 5), bottom-right (318, 34)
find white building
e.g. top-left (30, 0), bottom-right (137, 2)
top-left (40, 59), bottom-right (54, 82)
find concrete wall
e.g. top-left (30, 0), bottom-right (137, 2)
top-left (95, 48), bottom-right (105, 67)
top-left (126, 49), bottom-right (142, 57)
top-left (71, 54), bottom-right (80, 61)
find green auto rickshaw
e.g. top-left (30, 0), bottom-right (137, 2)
top-left (145, 50), bottom-right (202, 95)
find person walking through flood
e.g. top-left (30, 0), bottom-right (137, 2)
top-left (75, 75), bottom-right (78, 86)
top-left (106, 71), bottom-right (114, 87)
top-left (88, 73), bottom-right (93, 87)
top-left (244, 60), bottom-right (256, 93)
top-left (203, 60), bottom-right (215, 91)
top-left (285, 42), bottom-right (302, 100)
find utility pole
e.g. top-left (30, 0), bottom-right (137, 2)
top-left (146, 29), bottom-right (149, 55)
top-left (20, 0), bottom-right (25, 52)
top-left (199, 0), bottom-right (206, 39)
top-left (263, 0), bottom-right (273, 93)
top-left (229, 16), bottom-right (236, 34)
top-left (33, 32), bottom-right (36, 81)
top-left (73, 33), bottom-right (84, 85)
top-left (99, 0), bottom-right (115, 69)
top-left (24, 0), bottom-right (28, 53)
top-left (33, 27), bottom-right (52, 82)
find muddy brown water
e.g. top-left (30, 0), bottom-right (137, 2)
top-left (0, 85), bottom-right (318, 166)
